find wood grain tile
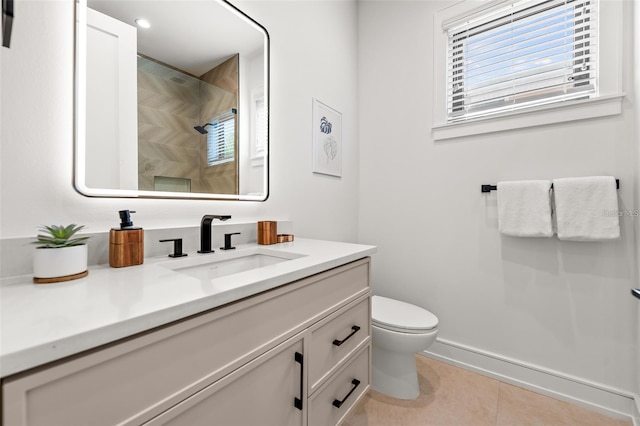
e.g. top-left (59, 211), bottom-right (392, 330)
top-left (344, 355), bottom-right (499, 426)
top-left (343, 355), bottom-right (632, 426)
top-left (136, 55), bottom-right (238, 194)
top-left (496, 382), bottom-right (631, 426)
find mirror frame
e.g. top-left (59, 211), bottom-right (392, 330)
top-left (74, 0), bottom-right (270, 201)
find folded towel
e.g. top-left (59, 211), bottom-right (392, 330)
top-left (552, 176), bottom-right (620, 241)
top-left (497, 180), bottom-right (553, 237)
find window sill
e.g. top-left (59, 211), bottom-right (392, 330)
top-left (432, 94), bottom-right (624, 141)
top-left (207, 158), bottom-right (235, 167)
top-left (250, 155), bottom-right (265, 167)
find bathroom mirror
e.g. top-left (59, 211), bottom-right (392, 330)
top-left (74, 0), bottom-right (269, 200)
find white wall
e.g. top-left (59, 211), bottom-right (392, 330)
top-left (0, 0), bottom-right (359, 244)
top-left (238, 50), bottom-right (266, 196)
top-left (358, 0), bottom-right (638, 412)
top-left (633, 0), bottom-right (640, 417)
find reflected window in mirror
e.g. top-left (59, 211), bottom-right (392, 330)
top-left (206, 110), bottom-right (237, 166)
top-left (253, 90), bottom-right (266, 158)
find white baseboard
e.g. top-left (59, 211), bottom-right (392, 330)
top-left (632, 393), bottom-right (640, 426)
top-left (424, 338), bottom-right (635, 422)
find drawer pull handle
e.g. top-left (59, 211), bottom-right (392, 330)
top-left (294, 351), bottom-right (303, 410)
top-left (332, 379), bottom-right (361, 408)
top-left (333, 326), bottom-right (361, 347)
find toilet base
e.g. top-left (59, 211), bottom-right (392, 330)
top-left (371, 343), bottom-right (420, 400)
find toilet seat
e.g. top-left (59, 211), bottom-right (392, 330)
top-left (372, 295), bottom-right (438, 334)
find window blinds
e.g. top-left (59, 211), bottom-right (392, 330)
top-left (207, 109), bottom-right (236, 166)
top-left (446, 0), bottom-right (597, 122)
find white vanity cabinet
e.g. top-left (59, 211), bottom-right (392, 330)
top-left (2, 257), bottom-right (371, 426)
top-left (146, 335), bottom-right (306, 426)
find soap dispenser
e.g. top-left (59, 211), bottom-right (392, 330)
top-left (109, 210), bottom-right (144, 268)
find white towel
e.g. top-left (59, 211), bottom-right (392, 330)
top-left (552, 176), bottom-right (620, 241)
top-left (497, 180), bottom-right (553, 237)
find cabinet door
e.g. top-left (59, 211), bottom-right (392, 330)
top-left (146, 336), bottom-right (305, 426)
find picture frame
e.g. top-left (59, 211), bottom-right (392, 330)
top-left (312, 98), bottom-right (342, 177)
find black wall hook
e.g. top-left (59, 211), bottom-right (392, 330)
top-left (3, 0), bottom-right (14, 48)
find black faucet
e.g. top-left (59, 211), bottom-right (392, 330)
top-left (221, 232), bottom-right (241, 251)
top-left (199, 215), bottom-right (231, 253)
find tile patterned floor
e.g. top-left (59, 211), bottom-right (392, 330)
top-left (343, 355), bottom-right (632, 426)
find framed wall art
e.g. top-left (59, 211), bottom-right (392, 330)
top-left (312, 98), bottom-right (342, 177)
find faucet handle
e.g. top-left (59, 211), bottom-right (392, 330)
top-left (220, 232), bottom-right (241, 251)
top-left (159, 238), bottom-right (188, 258)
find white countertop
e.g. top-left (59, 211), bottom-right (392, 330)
top-left (0, 238), bottom-right (376, 378)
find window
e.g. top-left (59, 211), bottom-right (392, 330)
top-left (207, 109), bottom-right (236, 166)
top-left (250, 88), bottom-right (267, 160)
top-left (254, 96), bottom-right (266, 156)
top-left (446, 0), bottom-right (598, 122)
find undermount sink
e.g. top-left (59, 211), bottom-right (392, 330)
top-left (159, 248), bottom-right (306, 280)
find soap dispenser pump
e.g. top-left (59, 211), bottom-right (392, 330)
top-left (109, 210), bottom-right (144, 268)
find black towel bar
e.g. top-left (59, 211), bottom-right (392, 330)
top-left (481, 179), bottom-right (620, 193)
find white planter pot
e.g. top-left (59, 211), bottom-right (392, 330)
top-left (33, 245), bottom-right (88, 279)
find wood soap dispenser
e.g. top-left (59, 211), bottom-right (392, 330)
top-left (109, 210), bottom-right (144, 268)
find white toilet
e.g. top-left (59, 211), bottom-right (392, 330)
top-left (371, 295), bottom-right (439, 399)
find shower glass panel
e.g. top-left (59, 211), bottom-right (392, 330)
top-left (137, 55), bottom-right (239, 195)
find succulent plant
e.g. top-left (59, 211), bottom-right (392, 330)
top-left (33, 224), bottom-right (90, 248)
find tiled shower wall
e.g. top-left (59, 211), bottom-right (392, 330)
top-left (136, 55), bottom-right (238, 194)
top-left (199, 55), bottom-right (240, 195)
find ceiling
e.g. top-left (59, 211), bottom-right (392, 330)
top-left (88, 0), bottom-right (265, 76)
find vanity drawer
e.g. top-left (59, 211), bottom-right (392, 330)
top-left (309, 297), bottom-right (370, 394)
top-left (2, 258), bottom-right (370, 426)
top-left (308, 344), bottom-right (370, 426)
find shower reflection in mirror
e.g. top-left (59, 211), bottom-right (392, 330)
top-left (76, 0), bottom-right (269, 200)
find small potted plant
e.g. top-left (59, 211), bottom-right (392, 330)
top-left (32, 224), bottom-right (90, 283)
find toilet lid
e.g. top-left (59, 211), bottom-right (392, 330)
top-left (372, 295), bottom-right (438, 332)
